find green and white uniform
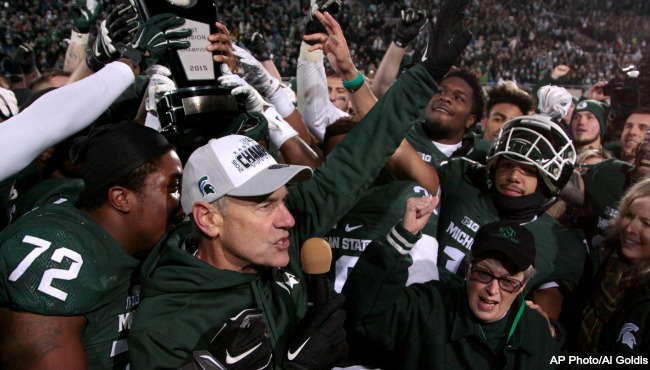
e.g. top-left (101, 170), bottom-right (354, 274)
top-left (128, 64), bottom-right (439, 369)
top-left (0, 202), bottom-right (140, 370)
top-left (11, 178), bottom-right (85, 221)
top-left (324, 181), bottom-right (438, 293)
top-left (581, 158), bottom-right (632, 246)
top-left (406, 124), bottom-right (491, 167)
top-left (436, 158), bottom-right (588, 294)
top-left (406, 121), bottom-right (453, 166)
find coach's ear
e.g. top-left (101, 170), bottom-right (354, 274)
top-left (192, 201), bottom-right (222, 238)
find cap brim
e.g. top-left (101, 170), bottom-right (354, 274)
top-left (473, 242), bottom-right (533, 272)
top-left (228, 164), bottom-right (313, 197)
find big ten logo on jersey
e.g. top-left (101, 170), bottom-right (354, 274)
top-left (418, 152), bottom-right (433, 163)
top-left (461, 216), bottom-right (480, 232)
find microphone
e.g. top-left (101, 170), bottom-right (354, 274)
top-left (300, 238), bottom-right (332, 305)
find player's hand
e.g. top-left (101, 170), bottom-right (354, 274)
top-left (232, 45), bottom-right (280, 98)
top-left (420, 0), bottom-right (472, 82)
top-left (85, 1), bottom-right (138, 72)
top-left (587, 80), bottom-right (610, 101)
top-left (12, 36), bottom-right (36, 74)
top-left (131, 13), bottom-right (192, 69)
top-left (303, 10), bottom-right (356, 79)
top-left (71, 0), bottom-right (104, 34)
top-left (145, 65), bottom-right (176, 114)
top-left (526, 301), bottom-right (556, 338)
top-left (264, 106), bottom-right (298, 149)
top-left (0, 87), bottom-right (18, 120)
top-left (207, 22), bottom-right (237, 73)
top-left (402, 196), bottom-right (437, 235)
top-left (394, 8), bottom-right (428, 48)
top-left (242, 31), bottom-right (271, 61)
top-left (550, 64), bottom-right (571, 80)
top-left (218, 73), bottom-right (267, 113)
top-left (284, 294), bottom-right (348, 370)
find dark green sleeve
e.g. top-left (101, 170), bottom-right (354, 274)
top-left (343, 223), bottom-right (438, 350)
top-left (532, 70), bottom-right (555, 101)
top-left (287, 64), bottom-right (438, 241)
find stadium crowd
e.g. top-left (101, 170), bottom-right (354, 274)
top-left (0, 0), bottom-right (650, 369)
top-left (2, 0), bottom-right (649, 88)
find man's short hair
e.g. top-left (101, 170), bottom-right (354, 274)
top-left (630, 106), bottom-right (650, 116)
top-left (444, 69), bottom-right (485, 122)
top-left (485, 81), bottom-right (534, 118)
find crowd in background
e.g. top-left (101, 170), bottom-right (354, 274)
top-left (1, 0), bottom-right (649, 89)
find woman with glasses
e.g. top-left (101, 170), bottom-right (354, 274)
top-left (343, 197), bottom-right (560, 369)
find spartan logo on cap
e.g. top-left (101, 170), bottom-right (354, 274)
top-left (576, 101), bottom-right (588, 110)
top-left (497, 226), bottom-right (517, 241)
top-left (617, 323), bottom-right (640, 349)
top-left (198, 176), bottom-right (216, 197)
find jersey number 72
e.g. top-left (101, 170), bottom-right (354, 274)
top-left (8, 235), bottom-right (83, 302)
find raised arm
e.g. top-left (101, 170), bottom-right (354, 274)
top-left (372, 9), bottom-right (428, 99)
top-left (0, 61), bottom-right (135, 182)
top-left (304, 11), bottom-right (378, 120)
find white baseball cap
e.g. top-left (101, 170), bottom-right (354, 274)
top-left (181, 135), bottom-right (313, 214)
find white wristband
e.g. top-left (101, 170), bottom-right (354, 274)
top-left (70, 32), bottom-right (89, 46)
top-left (267, 87), bottom-right (296, 118)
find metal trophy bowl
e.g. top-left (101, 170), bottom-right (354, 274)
top-left (135, 0), bottom-right (246, 162)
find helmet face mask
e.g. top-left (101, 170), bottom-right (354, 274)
top-left (487, 114), bottom-right (576, 195)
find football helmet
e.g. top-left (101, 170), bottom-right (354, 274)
top-left (487, 114), bottom-right (576, 195)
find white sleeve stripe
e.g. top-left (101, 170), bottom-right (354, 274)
top-left (387, 226), bottom-right (413, 255)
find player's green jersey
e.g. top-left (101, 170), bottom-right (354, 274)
top-left (582, 158), bottom-right (632, 244)
top-left (11, 178), bottom-right (85, 222)
top-left (406, 121), bottom-right (453, 166)
top-left (406, 123), bottom-right (492, 166)
top-left (323, 181), bottom-right (438, 292)
top-left (436, 158), bottom-right (587, 294)
top-left (0, 202), bottom-right (140, 370)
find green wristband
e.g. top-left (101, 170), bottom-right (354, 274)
top-left (342, 70), bottom-right (364, 93)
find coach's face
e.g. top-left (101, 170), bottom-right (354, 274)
top-left (494, 158), bottom-right (538, 197)
top-left (423, 76), bottom-right (476, 144)
top-left (216, 186), bottom-right (295, 273)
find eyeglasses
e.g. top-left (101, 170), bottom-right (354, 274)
top-left (469, 267), bottom-right (524, 293)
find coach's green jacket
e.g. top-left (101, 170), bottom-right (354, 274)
top-left (344, 224), bottom-right (561, 370)
top-left (128, 63), bottom-right (439, 369)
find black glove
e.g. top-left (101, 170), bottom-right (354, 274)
top-left (85, 1), bottom-right (138, 72)
top-left (420, 0), bottom-right (472, 82)
top-left (11, 36), bottom-right (36, 74)
top-left (283, 294), bottom-right (348, 370)
top-left (179, 308), bottom-right (273, 370)
top-left (242, 32), bottom-right (271, 61)
top-left (130, 13), bottom-right (192, 70)
top-left (394, 9), bottom-right (428, 48)
top-left (71, 0), bottom-right (104, 34)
